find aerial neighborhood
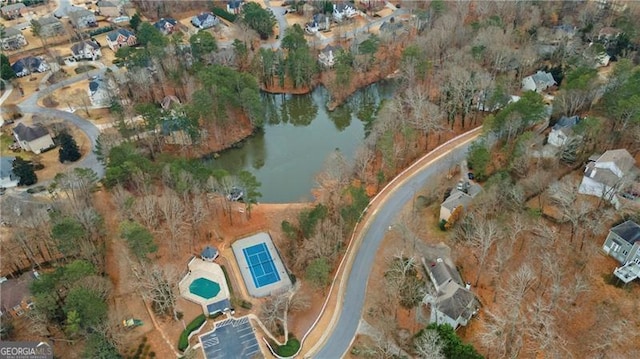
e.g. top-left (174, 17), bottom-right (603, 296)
top-left (1, 1), bottom-right (639, 358)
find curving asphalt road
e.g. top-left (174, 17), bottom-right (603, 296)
top-left (17, 67), bottom-right (112, 179)
top-left (313, 131), bottom-right (481, 358)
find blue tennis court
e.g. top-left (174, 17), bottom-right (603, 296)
top-left (242, 243), bottom-right (281, 288)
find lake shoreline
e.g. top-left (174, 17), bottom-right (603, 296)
top-left (259, 65), bottom-right (400, 112)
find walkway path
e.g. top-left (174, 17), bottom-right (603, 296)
top-left (303, 127), bottom-right (483, 358)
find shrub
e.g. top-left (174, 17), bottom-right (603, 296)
top-left (178, 314), bottom-right (206, 352)
top-left (275, 337), bottom-right (300, 357)
top-left (212, 7), bottom-right (237, 22)
top-left (439, 219), bottom-right (447, 231)
top-left (88, 26), bottom-right (113, 37)
top-left (240, 300), bottom-right (252, 309)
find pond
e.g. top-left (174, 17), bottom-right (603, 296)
top-left (207, 81), bottom-right (397, 203)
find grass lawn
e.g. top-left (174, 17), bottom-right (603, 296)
top-left (75, 65), bottom-right (97, 74)
top-left (0, 133), bottom-right (31, 159)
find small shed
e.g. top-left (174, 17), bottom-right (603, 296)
top-left (201, 246), bottom-right (219, 262)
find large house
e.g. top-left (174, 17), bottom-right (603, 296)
top-left (154, 18), bottom-right (178, 35)
top-left (12, 123), bottom-right (55, 154)
top-left (333, 3), bottom-right (357, 22)
top-left (71, 40), bottom-right (102, 60)
top-left (602, 220), bottom-right (640, 283)
top-left (68, 8), bottom-right (97, 29)
top-left (105, 28), bottom-right (137, 51)
top-left (191, 12), bottom-right (218, 29)
top-left (548, 115), bottom-right (580, 147)
top-left (318, 44), bottom-right (342, 68)
top-left (1, 2), bottom-right (26, 19)
top-left (0, 272), bottom-right (36, 318)
top-left (0, 156), bottom-right (19, 188)
top-left (423, 257), bottom-right (479, 329)
top-left (522, 70), bottom-right (556, 93)
top-left (578, 149), bottom-right (638, 208)
top-left (306, 13), bottom-right (329, 34)
top-left (32, 16), bottom-right (65, 38)
top-left (97, 1), bottom-right (119, 18)
top-left (439, 180), bottom-right (482, 222)
top-left (1, 27), bottom-right (27, 51)
top-left (11, 56), bottom-right (49, 77)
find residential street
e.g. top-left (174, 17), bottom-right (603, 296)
top-left (17, 67), bottom-right (114, 179)
top-left (309, 128), bottom-right (482, 358)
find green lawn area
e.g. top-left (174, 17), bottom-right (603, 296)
top-left (0, 133), bottom-right (32, 160)
top-left (75, 65), bottom-right (97, 74)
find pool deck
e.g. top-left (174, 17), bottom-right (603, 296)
top-left (231, 232), bottom-right (293, 298)
top-left (179, 258), bottom-right (232, 315)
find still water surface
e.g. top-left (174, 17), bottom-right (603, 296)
top-left (207, 82), bottom-right (396, 203)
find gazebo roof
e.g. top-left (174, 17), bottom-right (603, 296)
top-left (201, 246), bottom-right (218, 259)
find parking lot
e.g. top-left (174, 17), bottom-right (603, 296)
top-left (199, 317), bottom-right (262, 359)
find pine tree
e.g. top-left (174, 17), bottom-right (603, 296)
top-left (12, 157), bottom-right (37, 186)
top-left (58, 131), bottom-right (82, 163)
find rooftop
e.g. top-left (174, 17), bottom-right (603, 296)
top-left (596, 149), bottom-right (636, 172)
top-left (611, 220), bottom-right (640, 245)
top-left (13, 123), bottom-right (49, 142)
top-left (0, 272), bottom-right (35, 313)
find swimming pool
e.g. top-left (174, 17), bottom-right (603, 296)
top-left (189, 277), bottom-right (221, 299)
top-left (242, 243), bottom-right (281, 288)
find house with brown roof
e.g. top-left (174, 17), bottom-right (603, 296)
top-left (578, 149), bottom-right (638, 208)
top-left (0, 272), bottom-right (36, 319)
top-left (12, 123), bottom-right (55, 154)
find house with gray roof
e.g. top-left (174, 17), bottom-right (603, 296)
top-left (71, 40), bottom-right (102, 60)
top-left (227, 0), bottom-right (243, 15)
top-left (154, 18), bottom-right (178, 35)
top-left (11, 56), bottom-right (49, 77)
top-left (191, 12), bottom-right (218, 29)
top-left (548, 115), bottom-right (580, 147)
top-left (1, 27), bottom-right (27, 50)
top-left (0, 156), bottom-right (19, 188)
top-left (32, 16), bottom-right (65, 38)
top-left (603, 220), bottom-right (640, 283)
top-left (1, 2), bottom-right (26, 19)
top-left (522, 70), bottom-right (556, 93)
top-left (439, 181), bottom-right (482, 222)
top-left (333, 2), bottom-right (357, 22)
top-left (579, 149), bottom-right (638, 208)
top-left (423, 257), bottom-right (479, 329)
top-left (12, 123), bottom-right (55, 154)
top-left (69, 8), bottom-right (97, 29)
